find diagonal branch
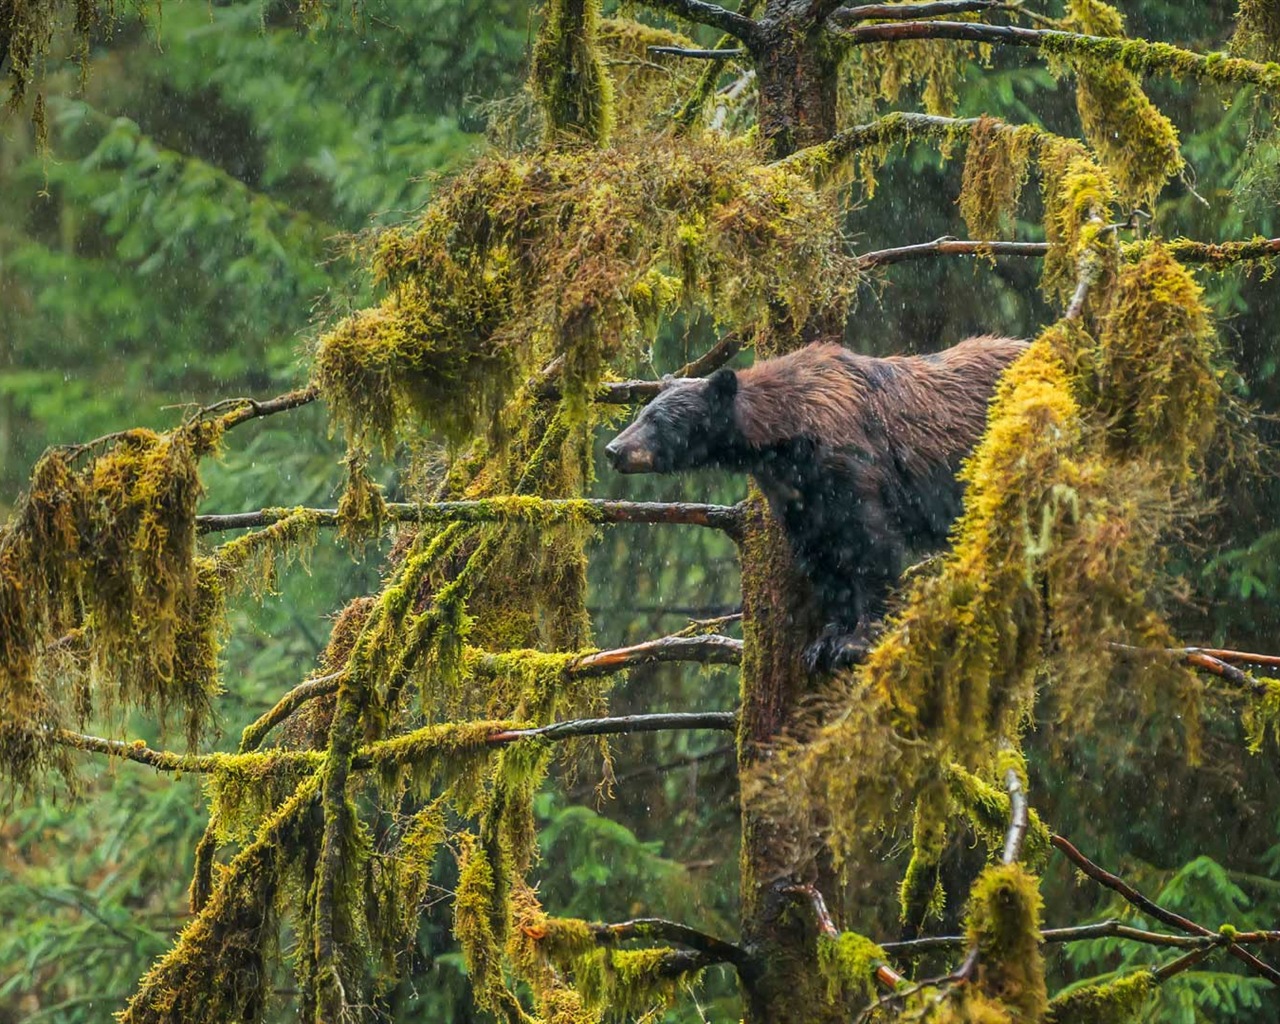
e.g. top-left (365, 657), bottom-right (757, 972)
top-left (643, 0), bottom-right (761, 44)
top-left (1051, 834), bottom-right (1280, 986)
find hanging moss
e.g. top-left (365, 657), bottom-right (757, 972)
top-left (1243, 677), bottom-right (1280, 753)
top-left (214, 509), bottom-right (321, 598)
top-left (574, 947), bottom-right (702, 1020)
top-left (532, 0), bottom-right (615, 145)
top-left (1059, 1), bottom-right (1184, 207)
top-left (1233, 0), bottom-right (1280, 62)
top-left (1039, 141), bottom-right (1117, 302)
top-left (1045, 972), bottom-right (1155, 1023)
top-left (959, 118), bottom-right (1036, 240)
top-left (816, 931), bottom-right (886, 1004)
top-left (597, 18), bottom-right (699, 129)
top-left (455, 835), bottom-right (532, 1023)
top-left (336, 451), bottom-right (388, 552)
top-left (899, 784), bottom-right (950, 932)
top-left (314, 134), bottom-right (855, 454)
top-left (945, 763), bottom-right (1051, 870)
top-left (965, 864), bottom-right (1048, 1021)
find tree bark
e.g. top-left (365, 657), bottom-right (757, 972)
top-left (753, 7), bottom-right (840, 157)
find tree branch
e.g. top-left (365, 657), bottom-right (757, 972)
top-left (483, 712), bottom-right (737, 744)
top-left (1051, 834), bottom-right (1280, 985)
top-left (828, 20), bottom-right (1280, 93)
top-left (649, 45), bottom-right (747, 58)
top-left (858, 236), bottom-right (1280, 269)
top-left (238, 671), bottom-right (345, 752)
top-left (196, 498), bottom-right (745, 537)
top-left (881, 919), bottom-right (1227, 957)
top-left (537, 332), bottom-right (745, 403)
top-left (205, 386), bottom-right (321, 431)
top-left (643, 0), bottom-right (761, 44)
top-left (1001, 764), bottom-right (1028, 865)
top-left (829, 0), bottom-right (1007, 24)
top-left (564, 634), bottom-right (743, 677)
top-left (592, 918), bottom-right (752, 969)
top-left (48, 712), bottom-right (739, 775)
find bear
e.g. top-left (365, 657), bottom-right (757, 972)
top-left (604, 336), bottom-right (1028, 671)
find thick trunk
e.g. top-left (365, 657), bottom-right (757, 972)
top-left (753, 15), bottom-right (840, 157)
top-left (736, 499), bottom-right (844, 1024)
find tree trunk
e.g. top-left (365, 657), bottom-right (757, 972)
top-left (753, 11), bottom-right (840, 158)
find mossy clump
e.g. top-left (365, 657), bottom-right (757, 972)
top-left (313, 134), bottom-right (855, 454)
top-left (965, 864), bottom-right (1048, 1021)
top-left (574, 947), bottom-right (701, 1020)
top-left (899, 785), bottom-right (949, 932)
top-left (959, 118), bottom-right (1036, 240)
top-left (596, 18), bottom-right (700, 129)
top-left (946, 763), bottom-right (1051, 870)
top-left (817, 931), bottom-right (886, 1004)
top-left (1039, 141), bottom-right (1117, 302)
top-left (1231, 0), bottom-right (1280, 62)
top-left (1060, 1), bottom-right (1184, 207)
top-left (336, 452), bottom-right (388, 552)
top-left (532, 0), bottom-right (615, 144)
top-left (1045, 971), bottom-right (1155, 1023)
top-left (0, 426), bottom-right (223, 788)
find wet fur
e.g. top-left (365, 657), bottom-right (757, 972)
top-left (606, 337), bottom-right (1028, 670)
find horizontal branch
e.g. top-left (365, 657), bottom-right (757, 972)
top-left (643, 0), bottom-right (760, 44)
top-left (50, 711), bottom-right (739, 775)
top-left (484, 712), bottom-right (737, 744)
top-left (1110, 642), bottom-right (1270, 696)
top-left (881, 919), bottom-right (1235, 957)
top-left (828, 20), bottom-right (1280, 93)
top-left (858, 236), bottom-right (1280, 270)
top-left (210, 386), bottom-right (320, 431)
top-left (782, 111), bottom-right (980, 173)
top-left (567, 634), bottom-right (742, 677)
top-left (538, 333), bottom-right (745, 404)
top-left (592, 918), bottom-right (751, 969)
top-left (196, 499), bottom-right (744, 536)
top-left (828, 0), bottom-right (1006, 24)
top-left (649, 45), bottom-right (746, 58)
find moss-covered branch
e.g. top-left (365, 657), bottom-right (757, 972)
top-left (196, 497), bottom-right (745, 536)
top-left (203, 386), bottom-right (321, 432)
top-left (537, 331), bottom-right (746, 403)
top-left (482, 711), bottom-right (736, 744)
top-left (592, 918), bottom-right (752, 969)
top-left (858, 235), bottom-right (1280, 269)
top-left (642, 0), bottom-right (761, 44)
top-left (829, 19), bottom-right (1280, 92)
top-left (828, 0), bottom-right (1008, 24)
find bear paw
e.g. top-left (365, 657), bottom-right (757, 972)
top-left (802, 622), bottom-right (877, 673)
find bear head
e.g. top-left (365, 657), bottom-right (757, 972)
top-left (605, 368), bottom-right (742, 474)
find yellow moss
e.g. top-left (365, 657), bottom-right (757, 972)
top-left (1233, 0), bottom-right (1280, 62)
top-left (214, 508), bottom-right (320, 598)
top-left (946, 763), bottom-right (1051, 869)
top-left (965, 864), bottom-right (1048, 1020)
top-left (817, 931), bottom-right (886, 1004)
top-left (574, 947), bottom-right (700, 1020)
top-left (1045, 971), bottom-right (1155, 1023)
top-left (1060, 1), bottom-right (1184, 207)
top-left (1039, 141), bottom-right (1117, 302)
top-left (899, 784), bottom-right (950, 931)
top-left (336, 451), bottom-right (388, 552)
top-left (597, 18), bottom-right (699, 129)
top-left (455, 835), bottom-right (533, 1022)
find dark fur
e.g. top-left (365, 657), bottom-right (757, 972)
top-left (605, 337), bottom-right (1027, 670)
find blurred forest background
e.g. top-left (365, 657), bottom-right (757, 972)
top-left (1, 1), bottom-right (1279, 1021)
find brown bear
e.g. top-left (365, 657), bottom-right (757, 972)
top-left (605, 337), bottom-right (1028, 670)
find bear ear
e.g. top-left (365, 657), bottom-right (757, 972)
top-left (707, 368), bottom-right (738, 403)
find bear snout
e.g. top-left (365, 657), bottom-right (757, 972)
top-left (604, 435), bottom-right (654, 473)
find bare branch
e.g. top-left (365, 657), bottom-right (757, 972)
top-left (780, 883), bottom-right (839, 938)
top-left (538, 332), bottom-right (745, 403)
top-left (649, 45), bottom-right (747, 58)
top-left (643, 0), bottom-right (761, 44)
top-left (564, 634), bottom-right (742, 677)
top-left (592, 918), bottom-right (752, 969)
top-left (1051, 834), bottom-right (1280, 985)
top-left (882, 920), bottom-right (1224, 957)
top-left (829, 0), bottom-right (1007, 24)
top-left (1111, 643), bottom-right (1269, 697)
top-left (828, 20), bottom-right (1280, 93)
top-left (858, 237), bottom-right (1051, 267)
top-left (1001, 765), bottom-right (1028, 865)
top-left (483, 711), bottom-right (737, 744)
top-left (196, 498), bottom-right (745, 537)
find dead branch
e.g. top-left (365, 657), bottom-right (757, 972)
top-left (565, 634), bottom-right (742, 677)
top-left (882, 919), bottom-right (1227, 957)
top-left (196, 498), bottom-right (745, 537)
top-left (1001, 764), bottom-right (1028, 865)
top-left (207, 386), bottom-right (320, 431)
top-left (858, 236), bottom-right (1280, 269)
top-left (780, 883), bottom-right (838, 939)
top-left (592, 918), bottom-right (751, 969)
top-left (1051, 834), bottom-right (1280, 986)
top-left (1110, 642), bottom-right (1269, 696)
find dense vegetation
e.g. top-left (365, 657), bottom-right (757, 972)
top-left (2, 1), bottom-right (1280, 1021)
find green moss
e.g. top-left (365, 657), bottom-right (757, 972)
top-left (817, 931), bottom-right (887, 1004)
top-left (336, 452), bottom-right (388, 552)
top-left (575, 947), bottom-right (702, 1020)
top-left (455, 835), bottom-right (532, 1023)
top-left (1046, 971), bottom-right (1155, 1023)
top-left (946, 763), bottom-right (1051, 869)
top-left (1233, 0), bottom-right (1280, 62)
top-left (899, 785), bottom-right (949, 931)
top-left (1243, 676), bottom-right (1280, 753)
top-left (965, 864), bottom-right (1048, 1020)
top-left (214, 508), bottom-right (321, 597)
top-left (959, 118), bottom-right (1036, 240)
top-left (1061, 1), bottom-right (1184, 206)
top-left (532, 0), bottom-right (615, 144)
